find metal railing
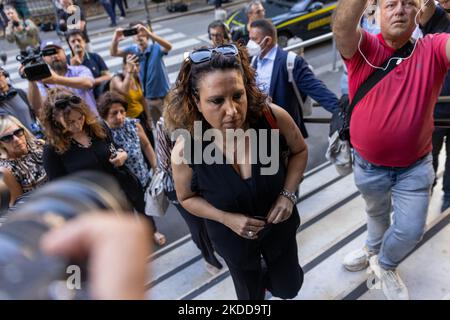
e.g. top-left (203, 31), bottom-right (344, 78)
top-left (283, 32), bottom-right (334, 52)
top-left (281, 32), bottom-right (450, 128)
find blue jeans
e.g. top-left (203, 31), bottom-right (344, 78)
top-left (112, 0), bottom-right (126, 17)
top-left (353, 151), bottom-right (435, 270)
top-left (101, 0), bottom-right (116, 24)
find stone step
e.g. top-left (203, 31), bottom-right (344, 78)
top-left (146, 152), bottom-right (450, 300)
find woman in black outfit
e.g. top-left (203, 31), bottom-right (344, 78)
top-left (41, 87), bottom-right (145, 216)
top-left (155, 117), bottom-right (223, 274)
top-left (165, 44), bottom-right (308, 300)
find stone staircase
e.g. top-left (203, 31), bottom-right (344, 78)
top-left (145, 156), bottom-right (450, 300)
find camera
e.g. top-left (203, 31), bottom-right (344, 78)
top-left (122, 27), bottom-right (138, 37)
top-left (0, 171), bottom-right (130, 299)
top-left (12, 21), bottom-right (20, 28)
top-left (16, 46), bottom-right (57, 82)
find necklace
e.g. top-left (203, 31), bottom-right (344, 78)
top-left (72, 136), bottom-right (92, 148)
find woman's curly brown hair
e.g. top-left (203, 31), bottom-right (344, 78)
top-left (41, 87), bottom-right (106, 153)
top-left (163, 43), bottom-right (268, 134)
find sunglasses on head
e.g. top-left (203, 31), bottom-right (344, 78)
top-left (0, 128), bottom-right (25, 143)
top-left (189, 44), bottom-right (238, 64)
top-left (54, 95), bottom-right (82, 109)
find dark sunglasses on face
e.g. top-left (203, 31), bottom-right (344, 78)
top-left (189, 44), bottom-right (238, 64)
top-left (54, 95), bottom-right (82, 110)
top-left (0, 128), bottom-right (25, 143)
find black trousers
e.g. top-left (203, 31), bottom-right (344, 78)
top-left (167, 190), bottom-right (223, 269)
top-left (206, 210), bottom-right (303, 300)
top-left (227, 233), bottom-right (303, 300)
top-left (432, 126), bottom-right (450, 198)
top-left (137, 111), bottom-right (155, 148)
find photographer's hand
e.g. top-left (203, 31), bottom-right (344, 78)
top-left (41, 69), bottom-right (60, 85)
top-left (136, 24), bottom-right (172, 52)
top-left (11, 20), bottom-right (23, 32)
top-left (125, 54), bottom-right (139, 73)
top-left (41, 212), bottom-right (152, 300)
top-left (113, 28), bottom-right (125, 43)
top-left (70, 54), bottom-right (83, 66)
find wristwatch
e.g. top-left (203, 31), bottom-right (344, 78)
top-left (280, 189), bottom-right (298, 205)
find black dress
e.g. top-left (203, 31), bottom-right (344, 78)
top-left (188, 112), bottom-right (303, 300)
top-left (43, 134), bottom-right (144, 213)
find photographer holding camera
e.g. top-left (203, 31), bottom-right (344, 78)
top-left (25, 39), bottom-right (97, 118)
top-left (110, 22), bottom-right (172, 127)
top-left (4, 5), bottom-right (40, 56)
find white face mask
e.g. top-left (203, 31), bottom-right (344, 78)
top-left (246, 40), bottom-right (261, 57)
top-left (246, 37), bottom-right (267, 57)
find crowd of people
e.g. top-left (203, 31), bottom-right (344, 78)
top-left (0, 0), bottom-right (449, 301)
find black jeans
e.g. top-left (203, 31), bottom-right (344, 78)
top-left (432, 126), bottom-right (450, 198)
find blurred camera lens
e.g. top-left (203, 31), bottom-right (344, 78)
top-left (0, 171), bottom-right (130, 299)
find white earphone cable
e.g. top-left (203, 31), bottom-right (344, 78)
top-left (357, 0), bottom-right (432, 70)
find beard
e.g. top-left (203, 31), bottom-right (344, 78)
top-left (50, 60), bottom-right (68, 75)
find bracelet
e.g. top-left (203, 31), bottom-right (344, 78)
top-left (280, 189), bottom-right (298, 205)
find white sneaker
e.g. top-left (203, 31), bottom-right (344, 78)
top-left (369, 255), bottom-right (409, 300)
top-left (343, 246), bottom-right (374, 272)
top-left (204, 262), bottom-right (221, 276)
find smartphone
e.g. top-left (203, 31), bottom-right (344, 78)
top-left (122, 28), bottom-right (138, 37)
top-left (109, 144), bottom-right (118, 159)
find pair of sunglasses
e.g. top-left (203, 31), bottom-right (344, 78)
top-left (54, 95), bottom-right (82, 109)
top-left (0, 128), bottom-right (25, 143)
top-left (189, 44), bottom-right (238, 64)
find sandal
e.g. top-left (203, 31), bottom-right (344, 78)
top-left (153, 231), bottom-right (166, 246)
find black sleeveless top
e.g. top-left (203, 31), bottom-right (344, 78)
top-left (188, 111), bottom-right (301, 267)
top-left (189, 112), bottom-right (294, 220)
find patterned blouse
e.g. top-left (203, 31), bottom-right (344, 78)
top-left (110, 118), bottom-right (152, 187)
top-left (156, 118), bottom-right (175, 193)
top-left (0, 140), bottom-right (47, 193)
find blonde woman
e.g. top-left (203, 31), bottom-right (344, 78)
top-left (0, 115), bottom-right (47, 206)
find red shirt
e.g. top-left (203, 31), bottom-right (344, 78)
top-left (345, 31), bottom-right (450, 167)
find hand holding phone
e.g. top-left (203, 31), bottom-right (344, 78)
top-left (122, 28), bottom-right (138, 37)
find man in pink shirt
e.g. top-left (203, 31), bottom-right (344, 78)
top-left (333, 0), bottom-right (450, 300)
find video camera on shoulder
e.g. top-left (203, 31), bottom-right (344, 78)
top-left (16, 46), bottom-right (57, 82)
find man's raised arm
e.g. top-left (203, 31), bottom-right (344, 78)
top-left (332, 0), bottom-right (368, 59)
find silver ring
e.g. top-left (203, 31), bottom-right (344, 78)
top-left (247, 231), bottom-right (254, 237)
